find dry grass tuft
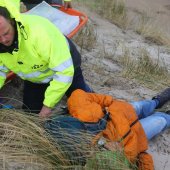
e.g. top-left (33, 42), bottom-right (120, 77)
top-left (86, 150), bottom-right (136, 170)
top-left (119, 48), bottom-right (170, 89)
top-left (0, 110), bottom-right (92, 169)
top-left (135, 14), bottom-right (170, 46)
top-left (73, 21), bottom-right (97, 53)
top-left (0, 110), bottom-right (134, 169)
top-left (75, 0), bottom-right (128, 29)
top-left (75, 0), bottom-right (170, 47)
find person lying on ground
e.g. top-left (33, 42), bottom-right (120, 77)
top-left (0, 0), bottom-right (91, 117)
top-left (45, 87), bottom-right (170, 170)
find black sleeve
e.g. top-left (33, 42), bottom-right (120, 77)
top-left (21, 0), bottom-right (51, 4)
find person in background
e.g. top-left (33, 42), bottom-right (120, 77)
top-left (0, 0), bottom-right (91, 117)
top-left (21, 0), bottom-right (72, 10)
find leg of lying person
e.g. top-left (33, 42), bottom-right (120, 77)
top-left (140, 112), bottom-right (170, 140)
top-left (130, 99), bottom-right (159, 119)
top-left (131, 87), bottom-right (170, 119)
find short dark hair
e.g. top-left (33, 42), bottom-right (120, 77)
top-left (0, 6), bottom-right (11, 21)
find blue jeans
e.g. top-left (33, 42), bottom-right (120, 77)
top-left (131, 100), bottom-right (170, 140)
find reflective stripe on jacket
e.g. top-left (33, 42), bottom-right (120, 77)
top-left (67, 89), bottom-right (154, 170)
top-left (0, 0), bottom-right (74, 107)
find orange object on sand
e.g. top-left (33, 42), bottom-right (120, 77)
top-left (6, 5), bottom-right (88, 82)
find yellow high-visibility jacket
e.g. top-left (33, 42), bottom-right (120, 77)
top-left (0, 0), bottom-right (74, 108)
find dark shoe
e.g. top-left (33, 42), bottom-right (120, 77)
top-left (153, 87), bottom-right (170, 109)
top-left (166, 110), bottom-right (170, 115)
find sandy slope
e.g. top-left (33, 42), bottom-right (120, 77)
top-left (125, 0), bottom-right (170, 34)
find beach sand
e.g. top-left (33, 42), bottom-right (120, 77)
top-left (125, 0), bottom-right (170, 34)
top-left (75, 1), bottom-right (170, 169)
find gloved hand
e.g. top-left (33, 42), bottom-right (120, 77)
top-left (166, 110), bottom-right (170, 115)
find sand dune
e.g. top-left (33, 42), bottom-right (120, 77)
top-left (125, 0), bottom-right (170, 34)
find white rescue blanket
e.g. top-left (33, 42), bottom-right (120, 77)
top-left (25, 1), bottom-right (79, 36)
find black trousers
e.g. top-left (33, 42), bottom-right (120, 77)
top-left (22, 67), bottom-right (91, 113)
top-left (22, 81), bottom-right (49, 113)
top-left (22, 0), bottom-right (63, 10)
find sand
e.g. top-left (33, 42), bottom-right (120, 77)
top-left (74, 1), bottom-right (170, 169)
top-left (125, 0), bottom-right (170, 34)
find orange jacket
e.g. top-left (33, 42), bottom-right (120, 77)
top-left (67, 89), bottom-right (154, 170)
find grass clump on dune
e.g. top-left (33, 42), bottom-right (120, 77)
top-left (73, 21), bottom-right (97, 53)
top-left (0, 110), bottom-right (92, 169)
top-left (92, 0), bottom-right (127, 28)
top-left (75, 0), bottom-right (170, 47)
top-left (75, 0), bottom-right (128, 29)
top-left (0, 110), bottom-right (135, 170)
top-left (86, 151), bottom-right (136, 170)
top-left (135, 14), bottom-right (170, 46)
top-left (119, 48), bottom-right (170, 89)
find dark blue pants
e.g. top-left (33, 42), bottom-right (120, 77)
top-left (22, 0), bottom-right (63, 10)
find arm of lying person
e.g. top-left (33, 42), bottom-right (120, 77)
top-left (68, 89), bottom-right (114, 108)
top-left (97, 136), bottom-right (122, 152)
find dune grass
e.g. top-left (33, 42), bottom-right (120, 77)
top-left (86, 151), bottom-right (136, 170)
top-left (74, 0), bottom-right (128, 29)
top-left (118, 48), bottom-right (170, 90)
top-left (90, 0), bottom-right (128, 29)
top-left (74, 0), bottom-right (170, 47)
top-left (73, 21), bottom-right (97, 53)
top-left (0, 110), bottom-right (135, 170)
top-left (0, 110), bottom-right (90, 169)
top-left (135, 13), bottom-right (170, 46)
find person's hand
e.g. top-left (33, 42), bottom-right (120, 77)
top-left (39, 105), bottom-right (52, 118)
top-left (104, 141), bottom-right (122, 151)
top-left (64, 1), bottom-right (72, 9)
top-left (20, 2), bottom-right (27, 13)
